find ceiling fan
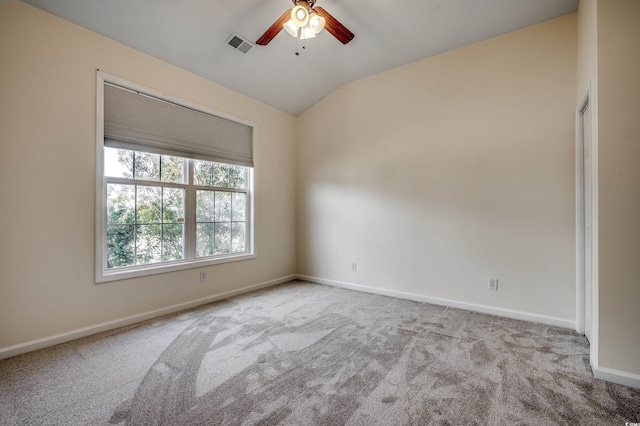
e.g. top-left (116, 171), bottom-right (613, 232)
top-left (256, 0), bottom-right (354, 46)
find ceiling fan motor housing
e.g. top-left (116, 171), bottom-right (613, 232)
top-left (292, 0), bottom-right (316, 7)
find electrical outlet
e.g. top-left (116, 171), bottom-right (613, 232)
top-left (200, 271), bottom-right (207, 282)
top-left (488, 278), bottom-right (498, 291)
top-left (351, 262), bottom-right (357, 272)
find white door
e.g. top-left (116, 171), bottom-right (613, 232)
top-left (581, 101), bottom-right (593, 342)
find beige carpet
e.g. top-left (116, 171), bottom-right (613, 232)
top-left (1, 281), bottom-right (639, 425)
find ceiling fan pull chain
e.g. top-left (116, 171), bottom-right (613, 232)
top-left (295, 33), bottom-right (305, 56)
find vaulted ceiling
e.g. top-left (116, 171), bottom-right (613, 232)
top-left (21, 0), bottom-right (579, 115)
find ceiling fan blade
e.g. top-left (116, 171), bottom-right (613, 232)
top-left (314, 7), bottom-right (354, 44)
top-left (256, 9), bottom-right (292, 45)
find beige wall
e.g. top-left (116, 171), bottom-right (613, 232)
top-left (596, 0), bottom-right (640, 376)
top-left (297, 15), bottom-right (577, 322)
top-left (0, 1), bottom-right (296, 349)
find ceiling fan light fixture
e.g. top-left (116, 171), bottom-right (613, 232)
top-left (290, 4), bottom-right (310, 27)
top-left (283, 19), bottom-right (300, 37)
top-left (309, 12), bottom-right (325, 35)
top-left (299, 25), bottom-right (317, 40)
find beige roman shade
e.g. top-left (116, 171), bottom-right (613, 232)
top-left (104, 83), bottom-right (253, 167)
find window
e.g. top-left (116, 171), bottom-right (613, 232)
top-left (97, 73), bottom-right (254, 282)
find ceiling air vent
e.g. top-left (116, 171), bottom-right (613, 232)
top-left (226, 33), bottom-right (255, 54)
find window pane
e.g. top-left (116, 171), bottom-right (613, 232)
top-left (137, 186), bottom-right (161, 224)
top-left (193, 161), bottom-right (245, 189)
top-left (105, 147), bottom-right (133, 178)
top-left (163, 188), bottom-right (184, 223)
top-left (232, 192), bottom-right (246, 221)
top-left (102, 145), bottom-right (253, 275)
top-left (212, 163), bottom-right (229, 187)
top-left (196, 223), bottom-right (214, 258)
top-left (136, 224), bottom-right (161, 265)
top-left (194, 160), bottom-right (212, 186)
top-left (107, 184), bottom-right (135, 224)
top-left (215, 192), bottom-right (231, 222)
top-left (107, 225), bottom-right (135, 268)
top-left (232, 222), bottom-right (246, 253)
top-left (162, 224), bottom-right (184, 262)
top-left (214, 222), bottom-right (231, 254)
top-left (161, 155), bottom-right (185, 184)
top-left (196, 190), bottom-right (214, 222)
top-left (229, 166), bottom-right (247, 189)
top-left (134, 152), bottom-right (160, 181)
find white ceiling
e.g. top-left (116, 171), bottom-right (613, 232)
top-left (21, 0), bottom-right (579, 116)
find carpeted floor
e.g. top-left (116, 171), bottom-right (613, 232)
top-left (1, 281), bottom-right (639, 425)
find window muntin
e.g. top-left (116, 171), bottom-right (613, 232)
top-left (102, 147), bottom-right (251, 276)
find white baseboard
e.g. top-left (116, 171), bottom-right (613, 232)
top-left (0, 275), bottom-right (295, 360)
top-left (593, 365), bottom-right (640, 390)
top-left (298, 275), bottom-right (575, 330)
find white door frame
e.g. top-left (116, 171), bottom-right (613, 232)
top-left (575, 84), bottom-right (599, 372)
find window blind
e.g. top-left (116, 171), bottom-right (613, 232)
top-left (104, 84), bottom-right (253, 167)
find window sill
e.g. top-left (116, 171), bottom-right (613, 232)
top-left (96, 253), bottom-right (256, 283)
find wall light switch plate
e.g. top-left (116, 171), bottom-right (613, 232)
top-left (488, 278), bottom-right (498, 291)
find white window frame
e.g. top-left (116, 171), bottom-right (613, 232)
top-left (96, 71), bottom-right (255, 283)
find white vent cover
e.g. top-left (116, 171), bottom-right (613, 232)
top-left (226, 33), bottom-right (255, 54)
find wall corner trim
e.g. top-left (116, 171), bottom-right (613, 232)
top-left (0, 275), bottom-right (296, 360)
